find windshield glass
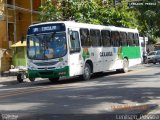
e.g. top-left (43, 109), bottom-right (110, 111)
top-left (27, 32), bottom-right (67, 60)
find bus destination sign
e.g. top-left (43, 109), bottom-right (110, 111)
top-left (28, 23), bottom-right (66, 35)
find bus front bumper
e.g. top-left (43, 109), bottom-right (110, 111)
top-left (28, 66), bottom-right (69, 78)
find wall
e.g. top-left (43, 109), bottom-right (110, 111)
top-left (0, 0), bottom-right (42, 73)
top-left (0, 21), bottom-right (8, 48)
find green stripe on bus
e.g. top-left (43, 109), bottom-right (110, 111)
top-left (122, 47), bottom-right (141, 59)
top-left (28, 66), bottom-right (70, 78)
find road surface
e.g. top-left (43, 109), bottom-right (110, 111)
top-left (0, 64), bottom-right (160, 120)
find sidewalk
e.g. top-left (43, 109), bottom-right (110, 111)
top-left (0, 75), bottom-right (17, 81)
top-left (0, 75), bottom-right (18, 87)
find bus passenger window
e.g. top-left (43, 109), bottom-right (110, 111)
top-left (101, 30), bottom-right (111, 47)
top-left (111, 31), bottom-right (120, 47)
top-left (120, 32), bottom-right (127, 46)
top-left (90, 29), bottom-right (101, 47)
top-left (128, 32), bottom-right (134, 46)
top-left (134, 33), bottom-right (139, 46)
top-left (80, 28), bottom-right (90, 47)
top-left (70, 31), bottom-right (80, 53)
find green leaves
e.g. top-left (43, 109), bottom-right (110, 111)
top-left (133, 0), bottom-right (160, 43)
top-left (38, 0), bottom-right (138, 29)
top-left (38, 0), bottom-right (62, 22)
top-left (37, 0), bottom-right (160, 43)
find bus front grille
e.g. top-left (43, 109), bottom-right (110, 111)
top-left (38, 67), bottom-right (55, 70)
top-left (39, 71), bottom-right (53, 75)
top-left (35, 61), bottom-right (59, 66)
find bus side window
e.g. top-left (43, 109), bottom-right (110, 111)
top-left (101, 30), bottom-right (111, 47)
top-left (90, 29), bottom-right (101, 47)
top-left (134, 33), bottom-right (139, 46)
top-left (111, 31), bottom-right (120, 47)
top-left (128, 32), bottom-right (134, 46)
top-left (80, 28), bottom-right (90, 47)
top-left (120, 32), bottom-right (127, 46)
top-left (70, 31), bottom-right (80, 53)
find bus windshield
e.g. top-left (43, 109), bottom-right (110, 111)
top-left (27, 32), bottom-right (67, 60)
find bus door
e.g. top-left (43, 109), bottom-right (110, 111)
top-left (68, 28), bottom-right (83, 76)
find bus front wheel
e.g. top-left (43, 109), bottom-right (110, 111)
top-left (80, 63), bottom-right (91, 80)
top-left (17, 73), bottom-right (24, 83)
top-left (122, 58), bottom-right (129, 73)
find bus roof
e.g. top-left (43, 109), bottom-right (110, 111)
top-left (29, 21), bottom-right (138, 33)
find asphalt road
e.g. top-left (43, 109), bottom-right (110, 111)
top-left (0, 64), bottom-right (160, 120)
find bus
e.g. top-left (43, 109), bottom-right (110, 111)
top-left (139, 36), bottom-right (148, 63)
top-left (26, 21), bottom-right (141, 82)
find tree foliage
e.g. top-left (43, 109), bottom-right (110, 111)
top-left (38, 0), bottom-right (160, 43)
top-left (132, 0), bottom-right (160, 43)
top-left (38, 0), bottom-right (138, 28)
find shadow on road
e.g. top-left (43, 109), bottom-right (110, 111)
top-left (0, 70), bottom-right (125, 88)
top-left (0, 65), bottom-right (160, 113)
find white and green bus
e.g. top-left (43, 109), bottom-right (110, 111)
top-left (27, 21), bottom-right (141, 82)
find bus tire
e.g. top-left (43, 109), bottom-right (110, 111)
top-left (17, 73), bottom-right (24, 83)
top-left (49, 77), bottom-right (59, 82)
top-left (122, 58), bottom-right (129, 73)
top-left (81, 63), bottom-right (91, 80)
top-left (29, 78), bottom-right (35, 82)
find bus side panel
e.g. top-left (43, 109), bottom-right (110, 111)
top-left (122, 46), bottom-right (141, 66)
top-left (102, 47), bottom-right (120, 71)
top-left (89, 47), bottom-right (104, 73)
top-left (69, 53), bottom-right (83, 77)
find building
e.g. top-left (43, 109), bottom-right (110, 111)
top-left (0, 0), bottom-right (44, 74)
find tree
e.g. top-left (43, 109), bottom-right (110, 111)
top-left (133, 0), bottom-right (160, 44)
top-left (38, 0), bottom-right (138, 28)
top-left (38, 0), bottom-right (62, 22)
top-left (99, 0), bottom-right (138, 28)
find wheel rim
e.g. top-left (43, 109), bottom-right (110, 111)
top-left (84, 65), bottom-right (90, 79)
top-left (123, 59), bottom-right (128, 72)
top-left (19, 74), bottom-right (24, 80)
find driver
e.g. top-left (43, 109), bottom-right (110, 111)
top-left (45, 46), bottom-right (54, 59)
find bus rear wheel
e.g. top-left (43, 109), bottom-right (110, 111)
top-left (49, 77), bottom-right (59, 82)
top-left (122, 58), bottom-right (129, 73)
top-left (80, 63), bottom-right (91, 80)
